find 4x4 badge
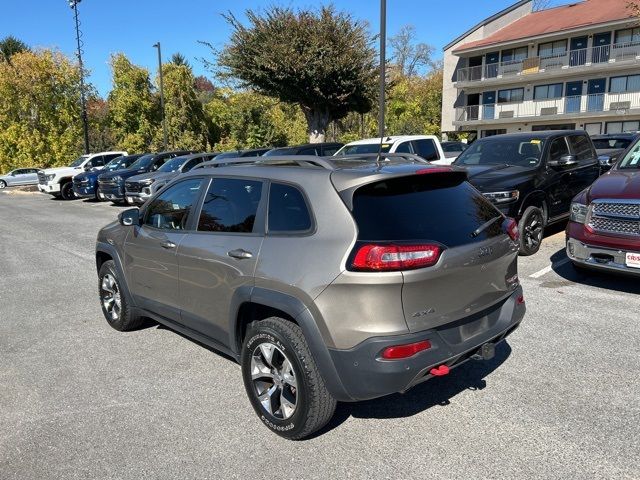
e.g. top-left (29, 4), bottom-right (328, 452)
top-left (478, 246), bottom-right (493, 258)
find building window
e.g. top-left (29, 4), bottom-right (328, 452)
top-left (538, 40), bottom-right (567, 58)
top-left (533, 83), bottom-right (563, 100)
top-left (609, 75), bottom-right (640, 93)
top-left (497, 88), bottom-right (524, 103)
top-left (614, 28), bottom-right (640, 45)
top-left (501, 47), bottom-right (528, 62)
top-left (605, 121), bottom-right (640, 134)
top-left (481, 129), bottom-right (507, 138)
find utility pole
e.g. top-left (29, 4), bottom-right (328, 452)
top-left (153, 42), bottom-right (169, 151)
top-left (69, 0), bottom-right (90, 154)
top-left (378, 0), bottom-right (386, 141)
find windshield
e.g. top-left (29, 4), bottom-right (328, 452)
top-left (617, 141), bottom-right (640, 169)
top-left (128, 154), bottom-right (154, 170)
top-left (592, 138), bottom-right (632, 150)
top-left (335, 143), bottom-right (393, 156)
top-left (158, 157), bottom-right (186, 172)
top-left (69, 156), bottom-right (89, 168)
top-left (454, 137), bottom-right (543, 167)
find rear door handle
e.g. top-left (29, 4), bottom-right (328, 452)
top-left (161, 241), bottom-right (176, 249)
top-left (228, 249), bottom-right (253, 259)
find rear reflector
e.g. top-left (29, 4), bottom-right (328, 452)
top-left (517, 295), bottom-right (525, 305)
top-left (352, 244), bottom-right (442, 271)
top-left (505, 218), bottom-right (519, 242)
top-left (429, 365), bottom-right (450, 376)
top-left (381, 340), bottom-right (431, 360)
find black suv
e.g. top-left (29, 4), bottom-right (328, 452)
top-left (263, 142), bottom-right (344, 157)
top-left (98, 151), bottom-right (192, 204)
top-left (454, 131), bottom-right (600, 255)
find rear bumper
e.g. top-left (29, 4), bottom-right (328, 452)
top-left (38, 183), bottom-right (60, 194)
top-left (327, 287), bottom-right (525, 401)
top-left (98, 184), bottom-right (125, 202)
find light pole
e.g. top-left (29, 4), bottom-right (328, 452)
top-left (69, 0), bottom-right (90, 154)
top-left (378, 0), bottom-right (387, 148)
top-left (153, 42), bottom-right (169, 151)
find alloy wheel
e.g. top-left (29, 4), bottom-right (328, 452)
top-left (100, 273), bottom-right (122, 321)
top-left (524, 211), bottom-right (544, 250)
top-left (250, 342), bottom-right (298, 420)
top-left (0, 181), bottom-right (6, 189)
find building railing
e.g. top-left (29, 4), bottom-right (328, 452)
top-left (455, 91), bottom-right (640, 122)
top-left (456, 42), bottom-right (640, 83)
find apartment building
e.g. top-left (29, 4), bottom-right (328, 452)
top-left (442, 0), bottom-right (640, 139)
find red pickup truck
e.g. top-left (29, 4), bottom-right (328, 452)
top-left (566, 139), bottom-right (640, 276)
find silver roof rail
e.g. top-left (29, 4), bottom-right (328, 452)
top-left (194, 155), bottom-right (336, 171)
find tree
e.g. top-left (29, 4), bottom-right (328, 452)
top-left (213, 6), bottom-right (377, 143)
top-left (171, 52), bottom-right (191, 68)
top-left (194, 75), bottom-right (216, 104)
top-left (87, 97), bottom-right (115, 152)
top-left (157, 63), bottom-right (208, 150)
top-left (107, 53), bottom-right (158, 152)
top-left (0, 36), bottom-right (29, 64)
top-left (0, 49), bottom-right (83, 172)
top-left (389, 25), bottom-right (435, 78)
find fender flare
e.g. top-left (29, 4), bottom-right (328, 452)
top-left (95, 241), bottom-right (136, 307)
top-left (228, 286), bottom-right (353, 402)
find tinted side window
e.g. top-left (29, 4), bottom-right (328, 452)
top-left (104, 154), bottom-right (122, 162)
top-left (198, 178), bottom-right (262, 233)
top-left (268, 183), bottom-right (312, 233)
top-left (182, 158), bottom-right (202, 172)
top-left (568, 135), bottom-right (595, 161)
top-left (298, 147), bottom-right (318, 155)
top-left (549, 137), bottom-right (570, 161)
top-left (91, 156), bottom-right (105, 167)
top-left (144, 179), bottom-right (203, 230)
top-left (395, 141), bottom-right (413, 153)
top-left (413, 139), bottom-right (439, 160)
top-left (323, 146), bottom-right (340, 156)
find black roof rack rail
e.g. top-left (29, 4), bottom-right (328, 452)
top-left (194, 155), bottom-right (337, 171)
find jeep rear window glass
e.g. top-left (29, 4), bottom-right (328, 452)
top-left (198, 178), bottom-right (263, 233)
top-left (352, 175), bottom-right (503, 247)
top-left (335, 143), bottom-right (392, 155)
top-left (268, 183), bottom-right (312, 233)
top-left (617, 141), bottom-right (640, 169)
top-left (454, 137), bottom-right (542, 167)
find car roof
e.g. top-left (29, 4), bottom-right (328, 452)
top-left (591, 133), bottom-right (639, 139)
top-left (344, 135), bottom-right (439, 146)
top-left (477, 130), bottom-right (586, 141)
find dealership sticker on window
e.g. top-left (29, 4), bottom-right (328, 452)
top-left (530, 140), bottom-right (542, 144)
top-left (626, 252), bottom-right (640, 269)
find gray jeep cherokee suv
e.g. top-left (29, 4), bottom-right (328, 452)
top-left (95, 155), bottom-right (526, 439)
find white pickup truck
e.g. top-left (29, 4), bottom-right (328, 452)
top-left (38, 151), bottom-right (127, 200)
top-left (334, 135), bottom-right (453, 165)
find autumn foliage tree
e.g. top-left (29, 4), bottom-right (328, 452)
top-left (214, 6), bottom-right (377, 143)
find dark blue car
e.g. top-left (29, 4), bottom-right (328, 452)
top-left (73, 154), bottom-right (144, 199)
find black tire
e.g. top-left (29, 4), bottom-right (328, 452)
top-left (98, 260), bottom-right (143, 331)
top-left (0, 180), bottom-right (6, 189)
top-left (241, 317), bottom-right (336, 440)
top-left (60, 181), bottom-right (75, 200)
top-left (518, 206), bottom-right (545, 256)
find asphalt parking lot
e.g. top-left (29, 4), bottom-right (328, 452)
top-left (1, 189), bottom-right (639, 479)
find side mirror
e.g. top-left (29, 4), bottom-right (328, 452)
top-left (548, 154), bottom-right (577, 169)
top-left (119, 208), bottom-right (140, 226)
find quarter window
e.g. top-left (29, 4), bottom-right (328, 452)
top-left (498, 88), bottom-right (524, 103)
top-left (534, 83), bottom-right (563, 100)
top-left (268, 183), bottom-right (312, 233)
top-left (197, 178), bottom-right (263, 233)
top-left (144, 178), bottom-right (203, 230)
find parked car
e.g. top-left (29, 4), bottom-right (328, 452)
top-left (38, 151), bottom-right (127, 200)
top-left (441, 141), bottom-right (468, 161)
top-left (454, 131), bottom-right (601, 255)
top-left (213, 148), bottom-right (271, 161)
top-left (263, 142), bottom-right (344, 157)
top-left (124, 153), bottom-right (218, 205)
top-left (590, 133), bottom-right (639, 172)
top-left (97, 151), bottom-right (192, 204)
top-left (95, 154), bottom-right (525, 439)
top-left (334, 135), bottom-right (449, 164)
top-left (73, 154), bottom-right (145, 200)
top-left (0, 168), bottom-right (40, 189)
top-left (566, 137), bottom-right (640, 276)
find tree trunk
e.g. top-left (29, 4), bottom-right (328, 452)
top-left (302, 107), bottom-right (330, 143)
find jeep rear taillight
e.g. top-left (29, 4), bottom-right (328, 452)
top-left (351, 244), bottom-right (442, 271)
top-left (505, 218), bottom-right (519, 242)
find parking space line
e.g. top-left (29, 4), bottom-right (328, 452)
top-left (529, 258), bottom-right (570, 278)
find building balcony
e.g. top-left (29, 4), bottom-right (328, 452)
top-left (454, 91), bottom-right (640, 125)
top-left (455, 42), bottom-right (640, 88)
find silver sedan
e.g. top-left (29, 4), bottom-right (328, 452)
top-left (0, 168), bottom-right (39, 189)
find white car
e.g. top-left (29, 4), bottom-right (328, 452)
top-left (334, 135), bottom-right (452, 164)
top-left (38, 151), bottom-right (127, 200)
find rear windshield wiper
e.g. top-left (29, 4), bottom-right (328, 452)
top-left (471, 215), bottom-right (502, 238)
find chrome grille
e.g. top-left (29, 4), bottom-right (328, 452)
top-left (125, 182), bottom-right (141, 193)
top-left (590, 217), bottom-right (640, 236)
top-left (592, 202), bottom-right (640, 218)
top-left (98, 178), bottom-right (117, 186)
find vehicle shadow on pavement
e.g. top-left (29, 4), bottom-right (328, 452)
top-left (313, 342), bottom-right (513, 437)
top-left (550, 248), bottom-right (640, 295)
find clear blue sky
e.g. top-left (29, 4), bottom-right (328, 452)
top-left (1, 0), bottom-right (567, 96)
